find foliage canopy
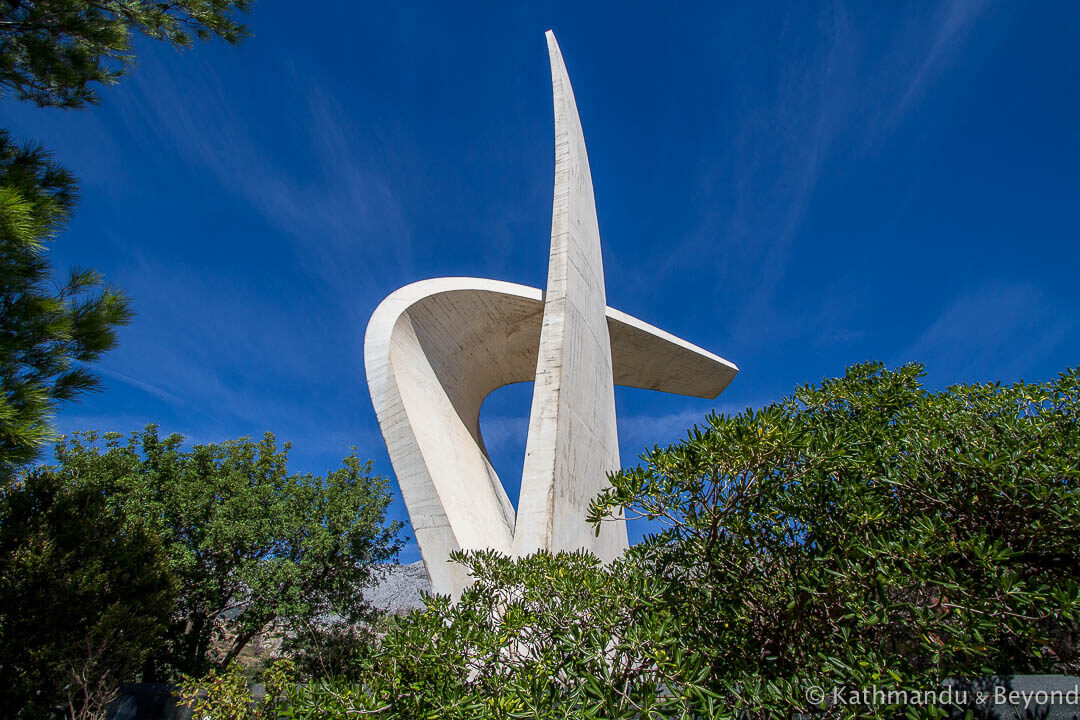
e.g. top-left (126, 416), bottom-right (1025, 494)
top-left (48, 426), bottom-right (404, 681)
top-left (0, 0), bottom-right (251, 108)
top-left (192, 363), bottom-right (1080, 719)
top-left (0, 465), bottom-right (174, 719)
top-left (591, 363), bottom-right (1080, 692)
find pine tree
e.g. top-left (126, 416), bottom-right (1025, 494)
top-left (0, 0), bottom-right (252, 108)
top-left (0, 132), bottom-right (132, 473)
top-left (0, 0), bottom-right (251, 472)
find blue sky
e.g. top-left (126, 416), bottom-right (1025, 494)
top-left (6, 1), bottom-right (1078, 562)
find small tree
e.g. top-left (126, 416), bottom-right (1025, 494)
top-left (193, 550), bottom-right (709, 720)
top-left (0, 467), bottom-right (175, 718)
top-left (52, 426), bottom-right (404, 681)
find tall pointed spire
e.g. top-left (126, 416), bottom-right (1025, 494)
top-left (512, 31), bottom-right (627, 559)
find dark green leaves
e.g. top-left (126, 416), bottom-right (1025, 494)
top-left (0, 466), bottom-right (175, 717)
top-left (189, 364), bottom-right (1080, 719)
top-left (585, 362), bottom-right (1080, 717)
top-left (45, 426), bottom-right (404, 681)
top-left (0, 0), bottom-right (252, 108)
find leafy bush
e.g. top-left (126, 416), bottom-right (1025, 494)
top-left (211, 550), bottom-right (709, 719)
top-left (189, 363), bottom-right (1080, 719)
top-left (46, 426), bottom-right (404, 682)
top-left (281, 622), bottom-right (380, 683)
top-left (346, 550), bottom-right (713, 718)
top-left (179, 659), bottom-right (296, 720)
top-left (0, 468), bottom-right (174, 718)
top-left (590, 362), bottom-right (1080, 717)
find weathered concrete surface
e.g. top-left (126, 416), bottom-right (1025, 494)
top-left (364, 32), bottom-right (739, 599)
top-left (364, 279), bottom-right (524, 597)
top-left (512, 31), bottom-right (624, 560)
top-left (364, 279), bottom-right (737, 597)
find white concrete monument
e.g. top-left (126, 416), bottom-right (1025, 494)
top-left (364, 31), bottom-right (738, 598)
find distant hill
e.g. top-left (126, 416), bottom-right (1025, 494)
top-left (365, 561), bottom-right (431, 615)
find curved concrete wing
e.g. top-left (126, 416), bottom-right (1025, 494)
top-left (364, 278), bottom-right (534, 596)
top-left (364, 277), bottom-right (737, 597)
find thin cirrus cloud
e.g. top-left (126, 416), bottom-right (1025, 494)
top-left (112, 50), bottom-right (415, 306)
top-left (892, 0), bottom-right (991, 122)
top-left (897, 283), bottom-right (1070, 384)
top-left (97, 256), bottom-right (328, 422)
top-left (667, 0), bottom-right (993, 355)
top-left (67, 50), bottom-right (419, 453)
top-left (93, 365), bottom-right (218, 422)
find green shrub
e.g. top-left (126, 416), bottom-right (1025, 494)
top-left (281, 622), bottom-right (380, 683)
top-left (275, 550), bottom-right (708, 719)
top-left (590, 362), bottom-right (1080, 717)
top-left (192, 363), bottom-right (1080, 719)
top-left (0, 468), bottom-right (174, 718)
top-left (49, 426), bottom-right (404, 682)
top-left (179, 659), bottom-right (296, 720)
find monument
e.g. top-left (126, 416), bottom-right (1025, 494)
top-left (364, 31), bottom-right (738, 598)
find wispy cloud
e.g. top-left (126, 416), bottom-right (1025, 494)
top-left (112, 51), bottom-right (414, 313)
top-left (897, 283), bottom-right (1070, 383)
top-left (69, 51), bottom-right (421, 451)
top-left (663, 0), bottom-right (993, 354)
top-left (618, 407), bottom-right (711, 450)
top-left (94, 365), bottom-right (220, 421)
top-left (893, 0), bottom-right (990, 120)
top-left (660, 3), bottom-right (857, 350)
top-left (479, 413), bottom-right (530, 450)
top-left (617, 402), bottom-right (755, 460)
